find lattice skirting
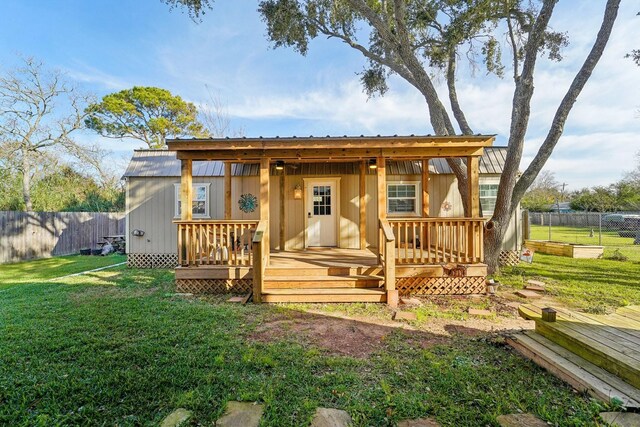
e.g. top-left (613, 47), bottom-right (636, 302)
top-left (396, 276), bottom-right (486, 296)
top-left (175, 279), bottom-right (253, 294)
top-left (127, 253), bottom-right (178, 269)
top-left (499, 250), bottom-right (520, 267)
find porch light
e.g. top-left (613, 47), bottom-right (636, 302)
top-left (293, 184), bottom-right (303, 200)
top-left (368, 158), bottom-right (377, 169)
top-left (275, 160), bottom-right (285, 170)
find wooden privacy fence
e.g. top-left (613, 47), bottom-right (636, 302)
top-left (387, 218), bottom-right (485, 264)
top-left (0, 211), bottom-right (125, 264)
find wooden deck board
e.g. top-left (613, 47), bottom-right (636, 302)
top-left (519, 304), bottom-right (640, 389)
top-left (507, 332), bottom-right (640, 408)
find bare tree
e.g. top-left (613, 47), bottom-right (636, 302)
top-left (0, 57), bottom-right (96, 211)
top-left (199, 85), bottom-right (245, 137)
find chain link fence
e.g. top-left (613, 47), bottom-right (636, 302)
top-left (525, 211), bottom-right (640, 260)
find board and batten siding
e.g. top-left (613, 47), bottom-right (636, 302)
top-left (126, 172), bottom-right (521, 255)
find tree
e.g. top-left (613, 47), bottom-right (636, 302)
top-left (521, 170), bottom-right (560, 212)
top-left (0, 57), bottom-right (95, 211)
top-left (168, 0), bottom-right (621, 272)
top-left (199, 85), bottom-right (245, 137)
top-left (85, 86), bottom-right (206, 149)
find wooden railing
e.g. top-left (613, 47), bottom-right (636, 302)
top-left (387, 218), bottom-right (485, 264)
top-left (252, 220), bottom-right (269, 303)
top-left (379, 219), bottom-right (396, 292)
top-left (175, 220), bottom-right (259, 266)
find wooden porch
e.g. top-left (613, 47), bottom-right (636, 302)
top-left (169, 135), bottom-right (494, 305)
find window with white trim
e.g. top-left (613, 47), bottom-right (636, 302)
top-left (174, 183), bottom-right (210, 218)
top-left (479, 183), bottom-right (499, 216)
top-left (387, 182), bottom-right (420, 215)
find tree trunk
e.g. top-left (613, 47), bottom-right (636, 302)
top-left (21, 154), bottom-right (33, 211)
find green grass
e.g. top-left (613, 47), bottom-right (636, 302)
top-left (0, 256), bottom-right (614, 425)
top-left (0, 254), bottom-right (126, 288)
top-left (498, 252), bottom-right (640, 313)
top-left (529, 225), bottom-right (640, 262)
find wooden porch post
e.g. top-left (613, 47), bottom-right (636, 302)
top-left (359, 160), bottom-right (367, 250)
top-left (179, 159), bottom-right (192, 265)
top-left (377, 157), bottom-right (386, 220)
top-left (467, 156), bottom-right (480, 261)
top-left (422, 159), bottom-right (430, 217)
top-left (467, 156), bottom-right (480, 218)
top-left (279, 167), bottom-right (286, 251)
top-left (224, 161), bottom-right (232, 220)
top-left (180, 159), bottom-right (193, 221)
top-left (260, 158), bottom-right (270, 259)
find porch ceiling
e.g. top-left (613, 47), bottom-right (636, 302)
top-left (167, 134), bottom-right (495, 161)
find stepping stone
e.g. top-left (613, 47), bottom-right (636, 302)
top-left (468, 308), bottom-right (492, 317)
top-left (400, 297), bottom-right (423, 306)
top-left (496, 414), bottom-right (548, 427)
top-left (398, 417), bottom-right (441, 427)
top-left (227, 296), bottom-right (244, 303)
top-left (393, 311), bottom-right (417, 321)
top-left (216, 401), bottom-right (263, 427)
top-left (527, 280), bottom-right (546, 288)
top-left (600, 412), bottom-right (640, 427)
top-left (524, 284), bottom-right (546, 292)
top-left (310, 408), bottom-right (352, 427)
top-left (515, 290), bottom-right (543, 299)
top-left (160, 408), bottom-right (192, 427)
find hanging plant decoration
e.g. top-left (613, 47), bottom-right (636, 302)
top-left (441, 200), bottom-right (452, 212)
top-left (238, 193), bottom-right (258, 213)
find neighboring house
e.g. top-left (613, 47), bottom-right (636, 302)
top-left (123, 135), bottom-right (522, 305)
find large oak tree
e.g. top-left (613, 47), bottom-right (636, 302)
top-left (166, 0), bottom-right (621, 272)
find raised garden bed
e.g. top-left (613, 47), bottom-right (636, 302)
top-left (523, 240), bottom-right (603, 259)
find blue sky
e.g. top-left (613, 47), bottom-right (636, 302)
top-left (1, 0), bottom-right (638, 189)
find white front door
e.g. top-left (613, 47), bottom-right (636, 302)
top-left (306, 180), bottom-right (337, 247)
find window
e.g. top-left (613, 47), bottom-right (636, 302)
top-left (174, 183), bottom-right (210, 218)
top-left (479, 184), bottom-right (499, 216)
top-left (387, 183), bottom-right (419, 215)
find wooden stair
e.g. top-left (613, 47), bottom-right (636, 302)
top-left (262, 266), bottom-right (385, 303)
top-left (511, 303), bottom-right (640, 407)
top-left (507, 331), bottom-right (640, 408)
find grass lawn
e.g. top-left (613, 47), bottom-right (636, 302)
top-left (0, 256), bottom-right (614, 426)
top-left (529, 224), bottom-right (640, 262)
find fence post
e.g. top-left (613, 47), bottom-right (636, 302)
top-left (548, 212), bottom-right (552, 241)
top-left (598, 213), bottom-right (602, 246)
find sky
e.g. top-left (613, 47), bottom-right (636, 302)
top-left (0, 0), bottom-right (638, 190)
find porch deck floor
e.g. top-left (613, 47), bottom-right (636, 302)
top-left (268, 248), bottom-right (379, 268)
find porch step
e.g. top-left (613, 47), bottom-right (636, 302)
top-left (264, 275), bottom-right (382, 289)
top-left (507, 331), bottom-right (640, 408)
top-left (265, 266), bottom-right (383, 277)
top-left (261, 287), bottom-right (387, 303)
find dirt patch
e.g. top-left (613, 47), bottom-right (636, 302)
top-left (249, 311), bottom-right (449, 358)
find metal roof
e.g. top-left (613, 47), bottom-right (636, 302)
top-left (123, 147), bottom-right (508, 178)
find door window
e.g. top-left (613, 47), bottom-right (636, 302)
top-left (313, 185), bottom-right (331, 216)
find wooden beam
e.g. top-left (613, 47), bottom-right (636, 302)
top-left (422, 159), bottom-right (430, 217)
top-left (260, 157), bottom-right (270, 253)
top-left (175, 147), bottom-right (486, 161)
top-left (167, 135), bottom-right (496, 151)
top-left (377, 157), bottom-right (387, 220)
top-left (224, 161), bottom-right (232, 220)
top-left (279, 169), bottom-right (286, 251)
top-left (467, 156), bottom-right (480, 218)
top-left (180, 159), bottom-right (192, 221)
top-left (359, 160), bottom-right (367, 249)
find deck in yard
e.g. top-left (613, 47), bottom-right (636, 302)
top-left (508, 303), bottom-right (640, 408)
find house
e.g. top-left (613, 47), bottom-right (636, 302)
top-left (122, 135), bottom-right (522, 306)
